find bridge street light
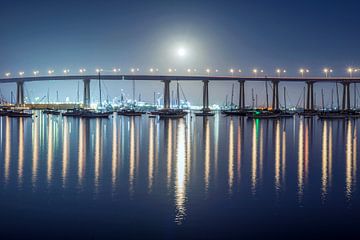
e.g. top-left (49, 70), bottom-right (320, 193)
top-left (348, 67), bottom-right (354, 78)
top-left (252, 69), bottom-right (258, 77)
top-left (5, 72), bottom-right (11, 77)
top-left (230, 69), bottom-right (234, 76)
top-left (19, 71), bottom-right (24, 77)
top-left (323, 68), bottom-right (333, 78)
top-left (33, 71), bottom-right (39, 76)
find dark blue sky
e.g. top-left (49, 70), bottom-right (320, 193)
top-left (0, 0), bottom-right (359, 105)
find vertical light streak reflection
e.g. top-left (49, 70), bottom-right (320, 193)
top-left (148, 119), bottom-right (155, 193)
top-left (259, 122), bottom-right (264, 181)
top-left (94, 119), bottom-right (102, 193)
top-left (18, 119), bottom-right (24, 187)
top-left (237, 118), bottom-right (242, 186)
top-left (129, 117), bottom-right (136, 196)
top-left (112, 116), bottom-right (118, 190)
top-left (281, 125), bottom-right (287, 185)
top-left (167, 120), bottom-right (173, 189)
top-left (175, 119), bottom-right (187, 225)
top-left (275, 120), bottom-right (281, 192)
top-left (228, 118), bottom-right (234, 195)
top-left (62, 118), bottom-right (69, 188)
top-left (214, 114), bottom-right (219, 180)
top-left (47, 118), bottom-right (53, 185)
top-left (346, 120), bottom-right (356, 201)
top-left (251, 119), bottom-right (259, 195)
top-left (204, 118), bottom-right (210, 194)
top-left (353, 126), bottom-right (357, 190)
top-left (321, 121), bottom-right (328, 201)
top-left (298, 119), bottom-right (304, 202)
top-left (32, 116), bottom-right (39, 188)
top-left (78, 118), bottom-right (86, 187)
top-left (4, 117), bottom-right (11, 184)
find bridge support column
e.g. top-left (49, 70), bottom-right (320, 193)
top-left (238, 80), bottom-right (245, 110)
top-left (342, 82), bottom-right (351, 111)
top-left (202, 80), bottom-right (210, 112)
top-left (306, 81), bottom-right (314, 111)
top-left (272, 80), bottom-right (279, 111)
top-left (16, 81), bottom-right (24, 106)
top-left (83, 79), bottom-right (91, 108)
top-left (162, 80), bottom-right (171, 110)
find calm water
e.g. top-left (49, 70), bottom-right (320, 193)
top-left (0, 113), bottom-right (360, 239)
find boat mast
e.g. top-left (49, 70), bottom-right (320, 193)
top-left (251, 88), bottom-right (255, 109)
top-left (336, 82), bottom-right (340, 110)
top-left (331, 88), bottom-right (334, 109)
top-left (177, 81), bottom-right (180, 109)
top-left (132, 80), bottom-right (135, 107)
top-left (265, 81), bottom-right (269, 109)
top-left (98, 72), bottom-right (102, 108)
top-left (303, 87), bottom-right (305, 110)
top-left (283, 87), bottom-right (287, 111)
top-left (231, 83), bottom-right (234, 110)
top-left (354, 83), bottom-right (357, 109)
top-left (77, 81), bottom-right (80, 103)
top-left (321, 89), bottom-right (325, 110)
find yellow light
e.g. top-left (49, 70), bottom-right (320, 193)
top-left (168, 68), bottom-right (173, 73)
top-left (276, 69), bottom-right (281, 73)
top-left (253, 69), bottom-right (258, 73)
top-left (348, 67), bottom-right (353, 73)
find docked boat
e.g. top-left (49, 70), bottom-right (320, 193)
top-left (6, 110), bottom-right (33, 118)
top-left (195, 111), bottom-right (215, 117)
top-left (247, 110), bottom-right (280, 119)
top-left (81, 110), bottom-right (112, 118)
top-left (279, 111), bottom-right (295, 118)
top-left (62, 109), bottom-right (83, 117)
top-left (152, 109), bottom-right (188, 119)
top-left (298, 111), bottom-right (318, 118)
top-left (221, 110), bottom-right (247, 116)
top-left (117, 109), bottom-right (144, 117)
top-left (43, 109), bottom-right (61, 115)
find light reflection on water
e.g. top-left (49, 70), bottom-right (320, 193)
top-left (0, 113), bottom-right (360, 237)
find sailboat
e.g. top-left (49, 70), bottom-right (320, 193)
top-left (152, 81), bottom-right (188, 119)
top-left (117, 80), bottom-right (145, 116)
top-left (280, 87), bottom-right (294, 118)
top-left (81, 73), bottom-right (112, 118)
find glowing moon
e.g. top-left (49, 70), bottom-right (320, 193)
top-left (177, 48), bottom-right (186, 57)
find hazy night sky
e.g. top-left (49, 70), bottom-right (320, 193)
top-left (1, 0), bottom-right (360, 106)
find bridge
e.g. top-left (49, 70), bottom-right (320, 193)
top-left (1, 74), bottom-right (360, 111)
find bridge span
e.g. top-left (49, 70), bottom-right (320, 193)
top-left (0, 74), bottom-right (359, 111)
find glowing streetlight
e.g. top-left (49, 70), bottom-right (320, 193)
top-left (113, 68), bottom-right (120, 73)
top-left (33, 70), bottom-right (39, 76)
top-left (79, 68), bottom-right (86, 74)
top-left (168, 68), bottom-right (173, 73)
top-left (5, 72), bottom-right (11, 77)
top-left (96, 68), bottom-right (103, 73)
top-left (230, 69), bottom-right (234, 76)
top-left (149, 68), bottom-right (154, 73)
top-left (252, 69), bottom-right (258, 77)
top-left (206, 68), bottom-right (210, 75)
top-left (348, 67), bottom-right (354, 78)
top-left (19, 71), bottom-right (24, 76)
top-left (323, 68), bottom-right (333, 78)
top-left (63, 69), bottom-right (70, 75)
top-left (130, 68), bottom-right (135, 73)
top-left (48, 70), bottom-right (54, 75)
top-left (187, 68), bottom-right (192, 73)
